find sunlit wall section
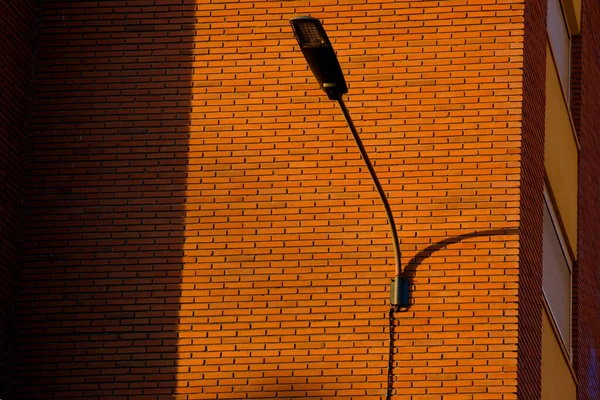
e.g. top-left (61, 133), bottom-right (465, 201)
top-left (188, 0), bottom-right (524, 398)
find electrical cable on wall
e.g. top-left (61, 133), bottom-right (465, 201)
top-left (386, 308), bottom-right (396, 400)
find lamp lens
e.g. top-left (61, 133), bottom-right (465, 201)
top-left (296, 22), bottom-right (326, 46)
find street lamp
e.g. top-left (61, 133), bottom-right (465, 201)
top-left (290, 16), bottom-right (408, 309)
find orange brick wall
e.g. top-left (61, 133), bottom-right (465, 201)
top-left (17, 0), bottom-right (527, 398)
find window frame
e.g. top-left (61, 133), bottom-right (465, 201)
top-left (542, 188), bottom-right (573, 360)
top-left (547, 0), bottom-right (572, 102)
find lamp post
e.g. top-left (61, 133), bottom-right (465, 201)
top-left (290, 16), bottom-right (408, 309)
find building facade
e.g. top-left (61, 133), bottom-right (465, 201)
top-left (1, 0), bottom-right (599, 399)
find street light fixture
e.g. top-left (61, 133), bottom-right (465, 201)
top-left (290, 16), bottom-right (408, 309)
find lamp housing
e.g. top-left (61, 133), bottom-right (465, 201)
top-left (290, 16), bottom-right (348, 100)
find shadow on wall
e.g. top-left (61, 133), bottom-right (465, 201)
top-left (15, 1), bottom-right (194, 398)
top-left (402, 228), bottom-right (520, 311)
top-left (0, 0), bottom-right (37, 397)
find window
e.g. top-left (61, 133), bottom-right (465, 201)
top-left (547, 0), bottom-right (571, 99)
top-left (542, 192), bottom-right (572, 356)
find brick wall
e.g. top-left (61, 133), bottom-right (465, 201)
top-left (569, 0), bottom-right (583, 391)
top-left (207, 2), bottom-right (526, 396)
top-left (17, 0), bottom-right (527, 398)
top-left (15, 1), bottom-right (193, 398)
top-left (178, 0), bottom-right (525, 397)
top-left (516, 0), bottom-right (546, 398)
top-left (0, 0), bottom-right (37, 396)
top-left (575, 0), bottom-right (600, 397)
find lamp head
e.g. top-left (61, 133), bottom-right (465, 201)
top-left (290, 16), bottom-right (348, 100)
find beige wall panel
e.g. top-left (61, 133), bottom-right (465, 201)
top-left (541, 310), bottom-right (576, 400)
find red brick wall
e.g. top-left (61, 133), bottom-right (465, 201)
top-left (575, 0), bottom-right (600, 397)
top-left (15, 1), bottom-right (193, 398)
top-left (17, 0), bottom-right (528, 398)
top-left (516, 0), bottom-right (546, 398)
top-left (0, 0), bottom-right (37, 396)
top-left (569, 2), bottom-right (583, 392)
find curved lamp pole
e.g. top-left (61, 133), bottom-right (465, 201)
top-left (290, 16), bottom-right (408, 309)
